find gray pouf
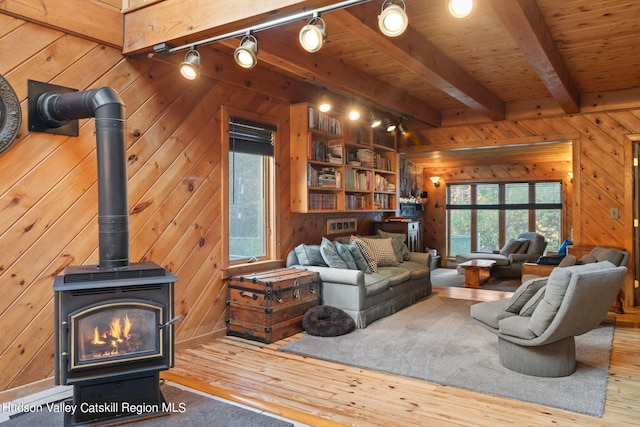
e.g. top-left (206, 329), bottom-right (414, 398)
top-left (302, 305), bottom-right (356, 337)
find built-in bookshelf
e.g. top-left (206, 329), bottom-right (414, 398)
top-left (290, 102), bottom-right (398, 213)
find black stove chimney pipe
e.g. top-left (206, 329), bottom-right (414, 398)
top-left (36, 88), bottom-right (129, 269)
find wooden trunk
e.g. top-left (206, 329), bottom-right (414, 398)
top-left (226, 268), bottom-right (320, 343)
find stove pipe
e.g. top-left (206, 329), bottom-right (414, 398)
top-left (36, 87), bottom-right (129, 269)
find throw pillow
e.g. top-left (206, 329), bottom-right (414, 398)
top-left (320, 237), bottom-right (348, 269)
top-left (355, 236), bottom-right (399, 267)
top-left (294, 244), bottom-right (326, 266)
top-left (504, 276), bottom-right (548, 314)
top-left (346, 242), bottom-right (371, 273)
top-left (557, 239), bottom-right (573, 255)
top-left (557, 254), bottom-right (578, 267)
top-left (377, 230), bottom-right (411, 261)
top-left (335, 242), bottom-right (358, 270)
top-left (350, 237), bottom-right (378, 273)
top-left (499, 238), bottom-right (522, 256)
top-left (519, 286), bottom-right (546, 316)
top-left (516, 239), bottom-right (531, 254)
top-left (590, 246), bottom-right (625, 266)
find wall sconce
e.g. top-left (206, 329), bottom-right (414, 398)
top-left (430, 176), bottom-right (441, 188)
top-left (234, 33), bottom-right (259, 69)
top-left (448, 0), bottom-right (474, 18)
top-left (179, 48), bottom-right (201, 80)
top-left (378, 0), bottom-right (408, 37)
top-left (299, 14), bottom-right (327, 53)
top-left (568, 172), bottom-right (573, 183)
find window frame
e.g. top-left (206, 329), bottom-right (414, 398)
top-left (222, 106), bottom-right (278, 267)
top-left (446, 181), bottom-right (563, 257)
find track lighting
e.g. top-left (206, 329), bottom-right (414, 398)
top-left (370, 111), bottom-right (382, 128)
top-left (317, 89), bottom-right (332, 113)
top-left (234, 34), bottom-right (259, 69)
top-left (448, 0), bottom-right (474, 19)
top-left (378, 0), bottom-right (408, 37)
top-left (299, 15), bottom-right (326, 53)
top-left (385, 116), bottom-right (396, 132)
top-left (179, 48), bottom-right (201, 80)
top-left (398, 122), bottom-right (408, 134)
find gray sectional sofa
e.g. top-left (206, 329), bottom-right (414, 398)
top-left (285, 232), bottom-right (432, 328)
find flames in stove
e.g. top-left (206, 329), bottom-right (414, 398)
top-left (72, 302), bottom-right (163, 370)
top-left (89, 314), bottom-right (132, 351)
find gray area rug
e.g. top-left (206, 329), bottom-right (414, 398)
top-left (431, 267), bottom-right (522, 292)
top-left (279, 296), bottom-right (614, 417)
top-left (3, 382), bottom-right (293, 427)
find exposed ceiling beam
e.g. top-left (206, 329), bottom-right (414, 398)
top-left (333, 4), bottom-right (505, 122)
top-left (123, 0), bottom-right (350, 55)
top-left (487, 0), bottom-right (580, 114)
top-left (218, 29), bottom-right (441, 126)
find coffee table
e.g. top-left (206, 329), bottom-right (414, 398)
top-left (458, 259), bottom-right (496, 288)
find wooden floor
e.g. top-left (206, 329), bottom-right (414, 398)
top-left (165, 286), bottom-right (640, 426)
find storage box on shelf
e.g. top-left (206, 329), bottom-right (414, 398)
top-left (290, 102), bottom-right (398, 213)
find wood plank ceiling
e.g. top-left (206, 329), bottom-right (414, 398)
top-left (122, 0), bottom-right (640, 166)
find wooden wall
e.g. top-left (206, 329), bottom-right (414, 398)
top-left (413, 111), bottom-right (640, 307)
top-left (0, 13), bottom-right (384, 392)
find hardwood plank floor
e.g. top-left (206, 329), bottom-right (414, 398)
top-left (166, 286), bottom-right (640, 426)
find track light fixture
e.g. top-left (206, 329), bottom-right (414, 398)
top-left (179, 48), bottom-right (201, 80)
top-left (385, 116), bottom-right (397, 132)
top-left (348, 106), bottom-right (361, 121)
top-left (317, 89), bottom-right (332, 113)
top-left (398, 122), bottom-right (408, 134)
top-left (370, 111), bottom-right (382, 128)
top-left (234, 33), bottom-right (259, 69)
top-left (299, 14), bottom-right (327, 53)
top-left (378, 0), bottom-right (408, 37)
top-left (448, 0), bottom-right (474, 19)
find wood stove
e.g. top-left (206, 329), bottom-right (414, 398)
top-left (30, 83), bottom-right (181, 425)
top-left (54, 263), bottom-right (178, 425)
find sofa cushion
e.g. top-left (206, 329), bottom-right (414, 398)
top-left (558, 254), bottom-right (578, 267)
top-left (499, 238), bottom-right (522, 256)
top-left (359, 237), bottom-right (399, 267)
top-left (519, 286), bottom-right (546, 316)
top-left (516, 239), bottom-right (531, 254)
top-left (363, 268), bottom-right (411, 296)
top-left (320, 237), bottom-right (348, 269)
top-left (346, 242), bottom-right (372, 273)
top-left (294, 244), bottom-right (326, 266)
top-left (590, 246), bottom-right (625, 265)
top-left (528, 261), bottom-right (616, 336)
top-left (504, 276), bottom-right (548, 314)
top-left (334, 242), bottom-right (358, 270)
top-left (377, 230), bottom-right (411, 261)
top-left (399, 260), bottom-right (430, 281)
top-left (470, 299), bottom-right (516, 330)
top-left (351, 237), bottom-right (378, 273)
top-left (498, 315), bottom-right (537, 340)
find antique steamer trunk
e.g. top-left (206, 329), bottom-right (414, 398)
top-left (226, 268), bottom-right (320, 343)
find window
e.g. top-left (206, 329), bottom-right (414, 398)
top-left (227, 116), bottom-right (276, 263)
top-left (446, 181), bottom-right (562, 257)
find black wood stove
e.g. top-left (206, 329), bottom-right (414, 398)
top-left (31, 84), bottom-right (180, 426)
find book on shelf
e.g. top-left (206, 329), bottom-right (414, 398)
top-left (308, 107), bottom-right (341, 135)
top-left (386, 216), bottom-right (412, 222)
top-left (309, 193), bottom-right (337, 210)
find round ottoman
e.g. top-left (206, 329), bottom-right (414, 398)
top-left (302, 305), bottom-right (355, 337)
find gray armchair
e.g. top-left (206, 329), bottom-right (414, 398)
top-left (456, 232), bottom-right (547, 278)
top-left (470, 262), bottom-right (626, 377)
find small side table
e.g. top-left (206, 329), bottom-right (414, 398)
top-left (458, 260), bottom-right (496, 288)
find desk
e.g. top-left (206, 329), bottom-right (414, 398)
top-left (458, 260), bottom-right (496, 288)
